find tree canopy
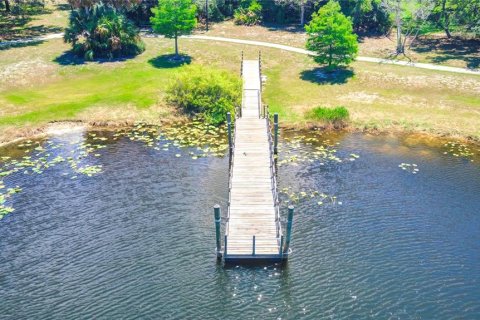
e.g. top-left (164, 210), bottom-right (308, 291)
top-left (68, 0), bottom-right (141, 10)
top-left (150, 0), bottom-right (197, 57)
top-left (64, 3), bottom-right (145, 60)
top-left (305, 0), bottom-right (359, 69)
top-left (432, 0), bottom-right (480, 38)
top-left (381, 0), bottom-right (435, 54)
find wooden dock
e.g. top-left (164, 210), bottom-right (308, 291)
top-left (214, 53), bottom-right (294, 264)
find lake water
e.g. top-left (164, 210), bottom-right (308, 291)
top-left (0, 127), bottom-right (479, 319)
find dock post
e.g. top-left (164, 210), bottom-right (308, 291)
top-left (283, 205), bottom-right (294, 254)
top-left (227, 112), bottom-right (233, 155)
top-left (279, 235), bottom-right (284, 256)
top-left (252, 235), bottom-right (256, 256)
top-left (224, 235), bottom-right (228, 256)
top-left (214, 205), bottom-right (222, 259)
top-left (274, 113), bottom-right (279, 154)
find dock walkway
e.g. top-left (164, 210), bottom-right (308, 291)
top-left (218, 55), bottom-right (292, 264)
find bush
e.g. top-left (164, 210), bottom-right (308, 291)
top-left (64, 4), bottom-right (145, 60)
top-left (306, 106), bottom-right (349, 123)
top-left (166, 65), bottom-right (242, 125)
top-left (234, 0), bottom-right (262, 26)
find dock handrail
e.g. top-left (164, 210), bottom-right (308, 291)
top-left (265, 107), bottom-right (282, 243)
top-left (226, 116), bottom-right (238, 231)
top-left (258, 53), bottom-right (263, 117)
top-left (258, 51), bottom-right (262, 92)
top-left (240, 51), bottom-right (244, 76)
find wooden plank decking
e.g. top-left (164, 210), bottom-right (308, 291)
top-left (224, 59), bottom-right (283, 263)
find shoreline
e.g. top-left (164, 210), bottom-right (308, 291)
top-left (1, 118), bottom-right (479, 150)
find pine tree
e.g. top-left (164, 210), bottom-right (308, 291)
top-left (150, 0), bottom-right (197, 58)
top-left (305, 0), bottom-right (359, 70)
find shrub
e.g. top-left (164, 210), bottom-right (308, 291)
top-left (64, 4), bottom-right (145, 60)
top-left (234, 0), bottom-right (262, 26)
top-left (306, 106), bottom-right (349, 123)
top-left (166, 65), bottom-right (242, 125)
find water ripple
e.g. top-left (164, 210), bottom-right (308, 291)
top-left (0, 133), bottom-right (479, 319)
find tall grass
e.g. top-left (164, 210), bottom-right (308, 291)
top-left (306, 106), bottom-right (349, 123)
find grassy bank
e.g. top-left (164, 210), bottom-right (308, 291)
top-left (0, 35), bottom-right (479, 144)
top-left (259, 46), bottom-right (479, 140)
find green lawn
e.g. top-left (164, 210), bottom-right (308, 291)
top-left (1, 65), bottom-right (164, 125)
top-left (0, 36), bottom-right (479, 143)
top-left (261, 47), bottom-right (480, 139)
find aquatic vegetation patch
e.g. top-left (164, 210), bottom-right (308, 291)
top-left (398, 163), bottom-right (420, 174)
top-left (0, 138), bottom-right (106, 219)
top-left (112, 118), bottom-right (229, 159)
top-left (275, 133), bottom-right (364, 211)
top-left (277, 135), bottom-right (360, 167)
top-left (0, 118), bottom-right (232, 221)
top-left (443, 142), bottom-right (475, 161)
top-left (0, 186), bottom-right (22, 219)
top-left (278, 136), bottom-right (341, 166)
top-left (75, 165), bottom-right (103, 177)
top-left (279, 187), bottom-right (341, 206)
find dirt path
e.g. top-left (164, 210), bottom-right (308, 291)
top-left (1, 32), bottom-right (479, 76)
top-left (186, 35), bottom-right (480, 76)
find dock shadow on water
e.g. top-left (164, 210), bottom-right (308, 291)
top-left (300, 67), bottom-right (354, 85)
top-left (0, 127), bottom-right (479, 318)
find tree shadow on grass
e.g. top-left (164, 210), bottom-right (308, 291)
top-left (0, 39), bottom-right (44, 50)
top-left (411, 36), bottom-right (480, 69)
top-left (263, 23), bottom-right (305, 34)
top-left (300, 67), bottom-right (354, 85)
top-left (148, 54), bottom-right (192, 68)
top-left (0, 24), bottom-right (63, 42)
top-left (0, 7), bottom-right (63, 41)
top-left (54, 51), bottom-right (138, 66)
top-left (53, 51), bottom-right (86, 65)
top-left (55, 3), bottom-right (72, 11)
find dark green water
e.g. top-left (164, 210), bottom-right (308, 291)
top-left (0, 128), bottom-right (479, 319)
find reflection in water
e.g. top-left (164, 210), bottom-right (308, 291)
top-left (0, 129), bottom-right (479, 319)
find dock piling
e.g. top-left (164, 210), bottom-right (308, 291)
top-left (279, 235), bottom-right (284, 255)
top-left (214, 205), bottom-right (222, 258)
top-left (274, 113), bottom-right (279, 154)
top-left (252, 235), bottom-right (256, 256)
top-left (224, 235), bottom-right (228, 256)
top-left (283, 205), bottom-right (294, 254)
